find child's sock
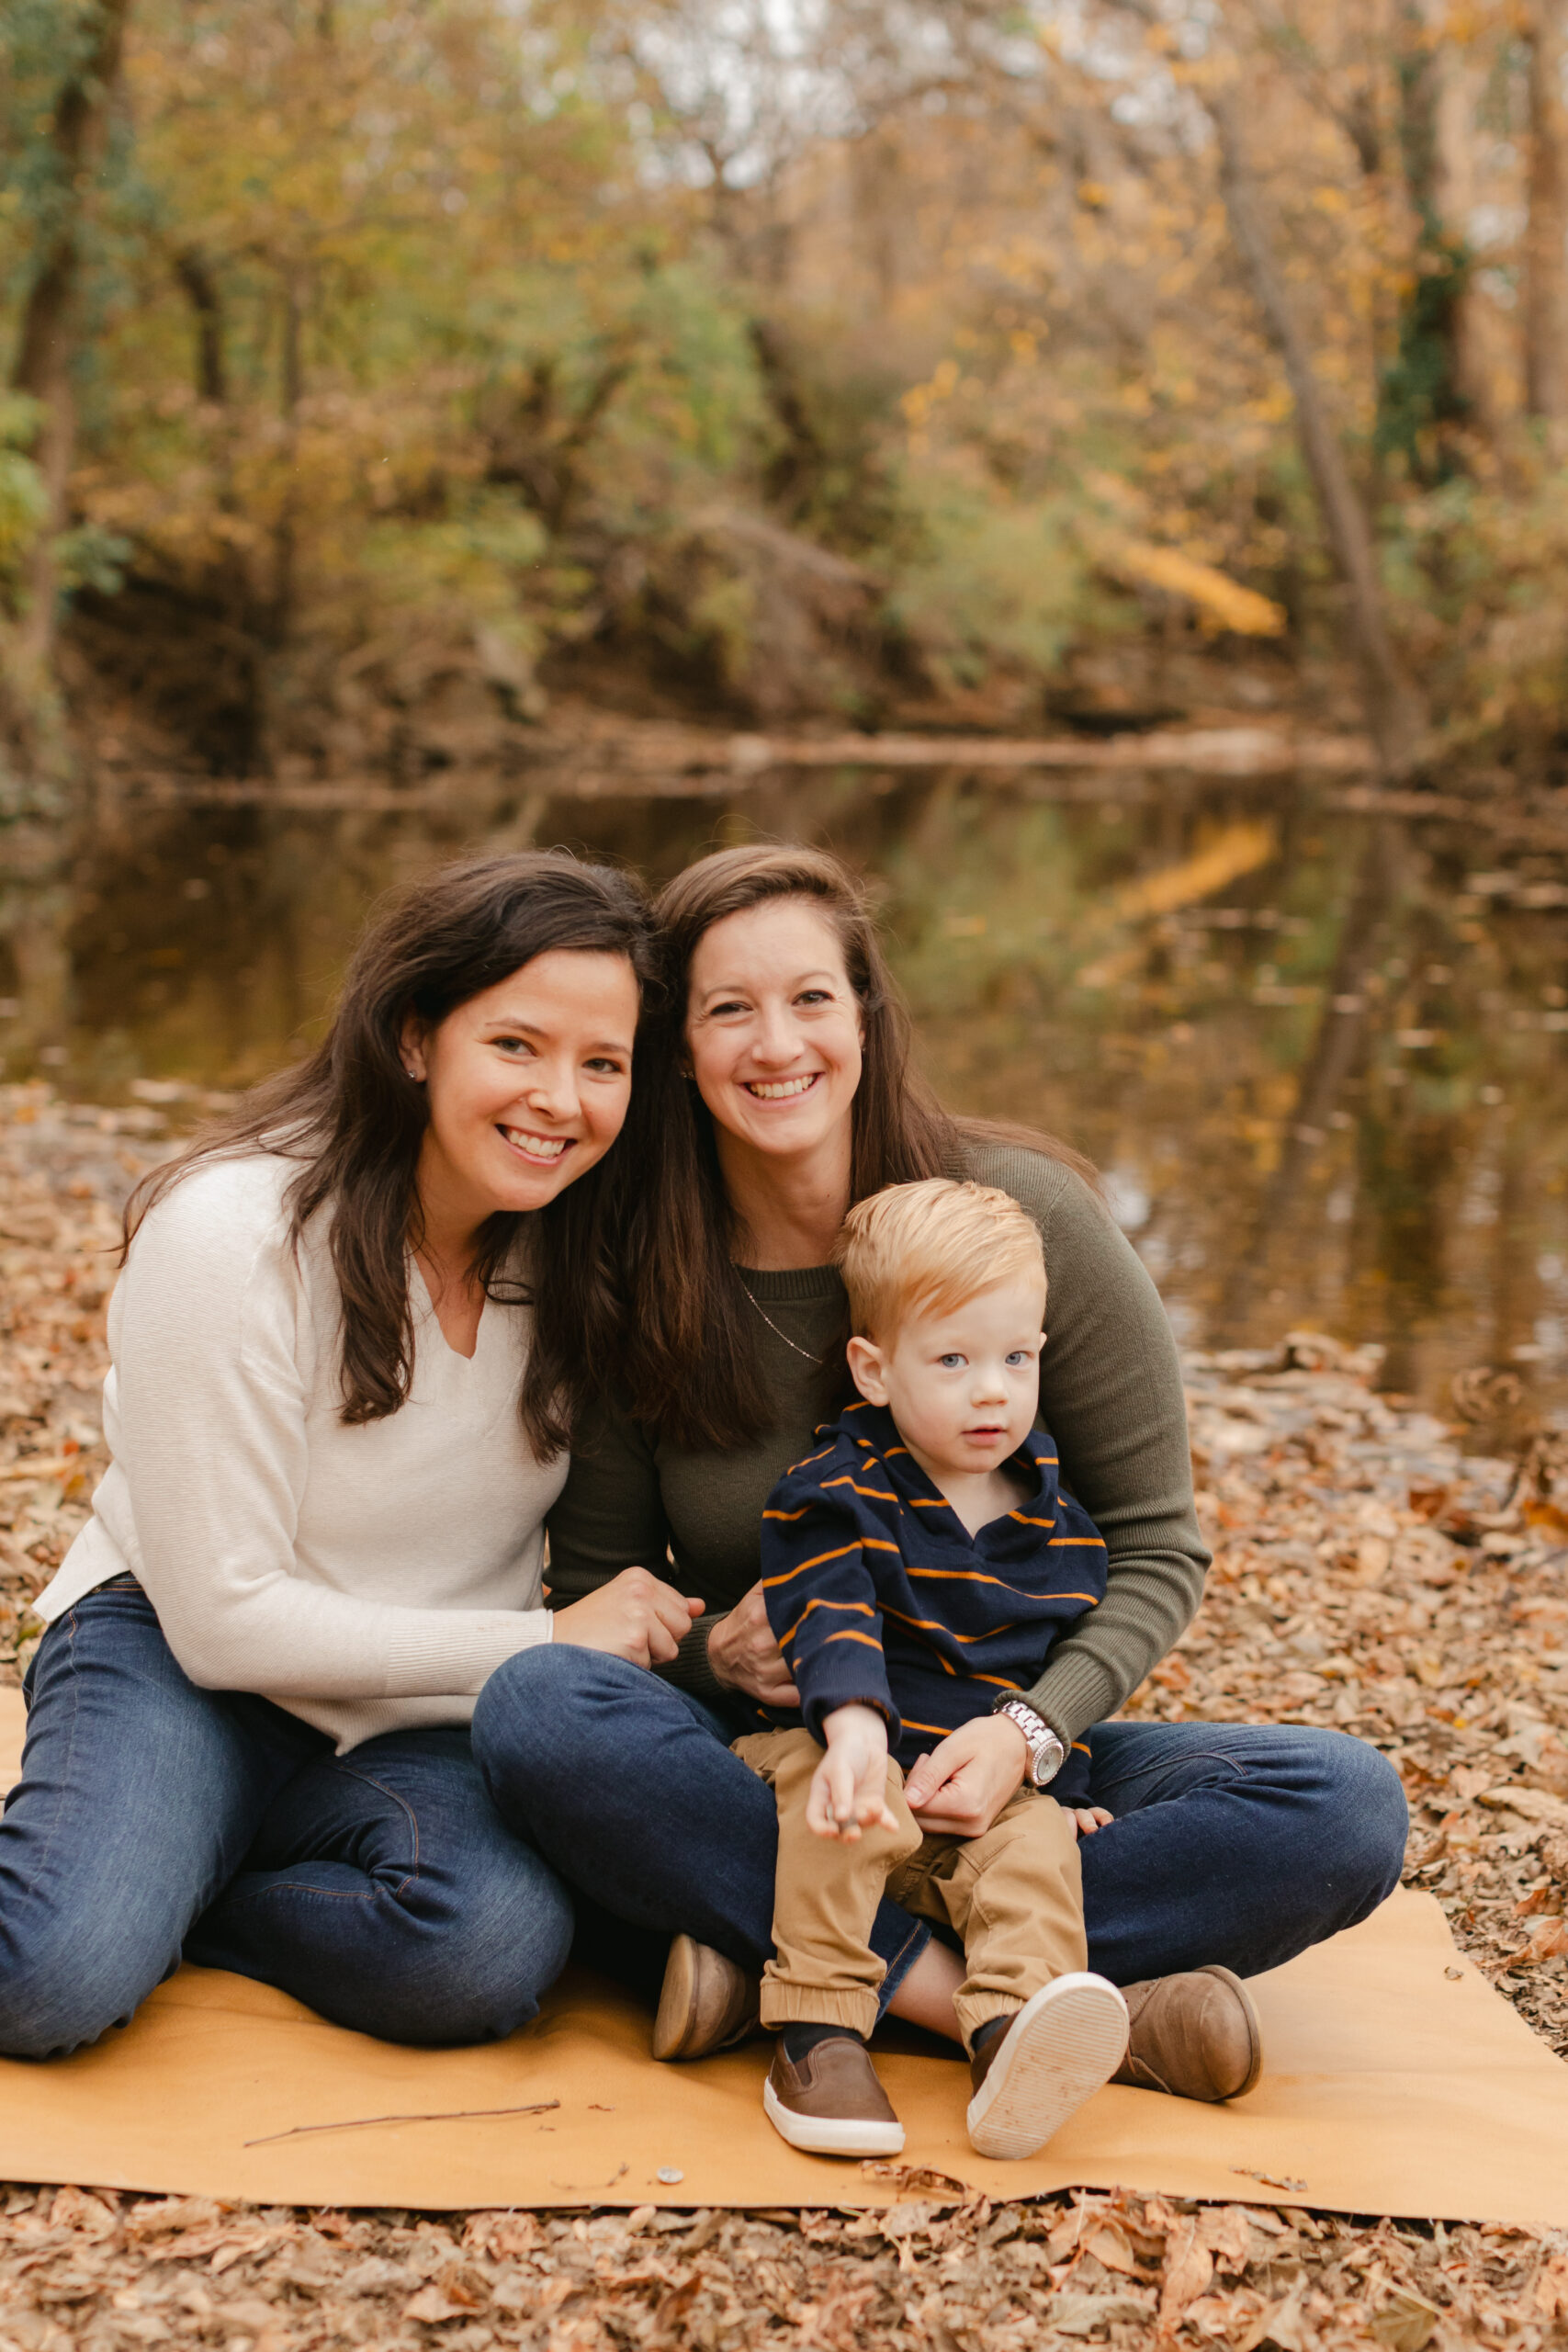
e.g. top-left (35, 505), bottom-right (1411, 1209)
top-left (971, 2015), bottom-right (1010, 2058)
top-left (779, 2021), bottom-right (863, 2064)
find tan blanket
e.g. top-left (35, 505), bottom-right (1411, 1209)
top-left (2, 1695), bottom-right (1564, 2222)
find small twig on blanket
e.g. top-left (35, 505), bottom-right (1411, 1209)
top-left (549, 2164), bottom-right (629, 2193)
top-left (244, 2098), bottom-right (560, 2145)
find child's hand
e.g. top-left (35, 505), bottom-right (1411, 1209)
top-left (1064, 1804), bottom-right (1114, 1839)
top-left (807, 1705), bottom-right (897, 1841)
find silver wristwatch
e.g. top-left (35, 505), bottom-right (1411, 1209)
top-left (991, 1694), bottom-right (1067, 1789)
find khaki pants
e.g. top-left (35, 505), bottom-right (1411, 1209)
top-left (734, 1726), bottom-right (1088, 2054)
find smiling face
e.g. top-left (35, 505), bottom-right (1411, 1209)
top-left (684, 898), bottom-right (864, 1170)
top-left (402, 948), bottom-right (639, 1244)
top-left (847, 1276), bottom-right (1048, 1489)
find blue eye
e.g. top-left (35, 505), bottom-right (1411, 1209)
top-left (939, 1352), bottom-right (964, 1369)
top-left (1006, 1350), bottom-right (1031, 1365)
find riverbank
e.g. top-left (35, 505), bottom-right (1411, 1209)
top-left (2, 1082), bottom-right (1567, 2345)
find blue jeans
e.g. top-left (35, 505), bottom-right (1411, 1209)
top-left (0, 1583), bottom-right (573, 2059)
top-left (474, 1649), bottom-right (1408, 2003)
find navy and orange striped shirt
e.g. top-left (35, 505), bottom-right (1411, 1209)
top-left (756, 1399), bottom-right (1107, 1805)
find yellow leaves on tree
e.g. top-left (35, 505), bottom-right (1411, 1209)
top-left (1109, 540), bottom-right (1289, 638)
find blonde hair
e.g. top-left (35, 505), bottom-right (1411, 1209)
top-left (833, 1179), bottom-right (1046, 1340)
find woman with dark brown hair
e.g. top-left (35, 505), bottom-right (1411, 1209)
top-left (476, 844), bottom-right (1408, 2098)
top-left (0, 852), bottom-right (697, 2060)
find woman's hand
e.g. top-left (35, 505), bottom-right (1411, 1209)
top-left (552, 1567), bottom-right (703, 1668)
top-left (903, 1714), bottom-right (1030, 1838)
top-left (705, 1581), bottom-right (800, 1707)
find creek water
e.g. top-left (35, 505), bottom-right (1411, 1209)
top-left (9, 761), bottom-right (1567, 1428)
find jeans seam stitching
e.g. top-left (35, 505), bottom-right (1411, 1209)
top-left (321, 1759), bottom-right (420, 1897)
top-left (25, 1609), bottom-right (82, 1898)
top-left (1092, 1754), bottom-right (1254, 1800)
top-left (224, 1881), bottom-right (378, 1905)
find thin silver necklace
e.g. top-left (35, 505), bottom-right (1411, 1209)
top-left (738, 1279), bottom-right (820, 1365)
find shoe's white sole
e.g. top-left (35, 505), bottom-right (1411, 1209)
top-left (762, 2075), bottom-right (906, 2157)
top-left (966, 1973), bottom-right (1129, 2161)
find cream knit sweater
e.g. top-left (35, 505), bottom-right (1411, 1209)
top-left (39, 1153), bottom-right (562, 1751)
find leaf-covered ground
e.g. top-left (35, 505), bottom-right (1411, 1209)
top-left (1, 1082), bottom-right (1566, 2351)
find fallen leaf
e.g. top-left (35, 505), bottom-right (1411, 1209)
top-left (1481, 1786), bottom-right (1568, 1825)
top-left (1195, 2206), bottom-right (1255, 2273)
top-left (402, 2263), bottom-right (490, 2323)
top-left (1535, 2255), bottom-right (1568, 2317)
top-left (125, 2197), bottom-right (226, 2242)
top-left (1158, 2216), bottom-right (1215, 2330)
top-left (1511, 1917), bottom-right (1568, 1968)
top-left (1050, 2288), bottom-right (1156, 2332)
top-left (880, 2201), bottom-right (942, 2241)
top-left (1237, 2288), bottom-right (1309, 2352)
top-left (1370, 2284), bottom-right (1441, 2350)
top-left (858, 2160), bottom-right (971, 2197)
top-left (1083, 2217), bottom-right (1140, 2275)
top-left (46, 2188), bottom-right (117, 2241)
top-left (211, 2231), bottom-right (288, 2276)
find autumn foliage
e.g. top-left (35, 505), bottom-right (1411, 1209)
top-left (3, 0), bottom-right (1568, 778)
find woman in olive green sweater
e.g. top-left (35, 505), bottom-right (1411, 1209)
top-left (472, 847), bottom-right (1406, 2098)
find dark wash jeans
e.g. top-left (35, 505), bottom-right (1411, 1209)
top-left (473, 1648), bottom-right (1410, 2002)
top-left (0, 1584), bottom-right (1409, 2061)
top-left (0, 1582), bottom-right (572, 2059)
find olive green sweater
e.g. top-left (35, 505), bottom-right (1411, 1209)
top-left (546, 1144), bottom-right (1208, 1745)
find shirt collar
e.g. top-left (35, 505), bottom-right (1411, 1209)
top-left (827, 1400), bottom-right (1055, 1550)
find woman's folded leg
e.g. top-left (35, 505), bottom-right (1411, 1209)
top-left (0, 1585), bottom-right (314, 2060)
top-left (1079, 1719), bottom-right (1408, 1984)
top-left (186, 1725), bottom-right (575, 2046)
top-left (472, 1646), bottom-right (931, 2007)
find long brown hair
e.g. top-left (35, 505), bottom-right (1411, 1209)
top-left (621, 843), bottom-right (1100, 1451)
top-left (125, 851), bottom-right (657, 1458)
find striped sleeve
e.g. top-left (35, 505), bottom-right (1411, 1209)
top-left (760, 1488), bottom-right (899, 1746)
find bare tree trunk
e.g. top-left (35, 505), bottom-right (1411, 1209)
top-left (175, 248), bottom-right (228, 404)
top-left (1208, 93), bottom-right (1428, 779)
top-left (1219, 819), bottom-right (1404, 1333)
top-left (1523, 0), bottom-right (1568, 435)
top-left (1379, 0), bottom-right (1477, 476)
top-left (9, 0), bottom-right (133, 672)
top-left (1426, 11), bottom-right (1496, 437)
top-left (263, 270), bottom-right (307, 658)
top-left (2, 0), bottom-right (131, 1068)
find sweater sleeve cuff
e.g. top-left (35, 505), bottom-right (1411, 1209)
top-left (1025, 1647), bottom-right (1120, 1748)
top-left (382, 1606), bottom-right (554, 1699)
top-left (803, 1690), bottom-right (899, 1745)
top-left (654, 1612), bottom-right (728, 1704)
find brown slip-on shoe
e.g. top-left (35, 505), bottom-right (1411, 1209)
top-left (1112, 1964), bottom-right (1262, 2101)
top-left (652, 1934), bottom-right (761, 2062)
top-left (966, 1973), bottom-right (1129, 2161)
top-left (762, 2034), bottom-right (906, 2156)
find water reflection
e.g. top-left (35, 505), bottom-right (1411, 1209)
top-left (3, 768), bottom-right (1565, 1426)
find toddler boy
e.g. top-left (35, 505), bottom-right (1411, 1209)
top-left (734, 1177), bottom-right (1131, 2161)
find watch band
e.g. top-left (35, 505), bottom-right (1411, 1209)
top-left (991, 1693), bottom-right (1067, 1788)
